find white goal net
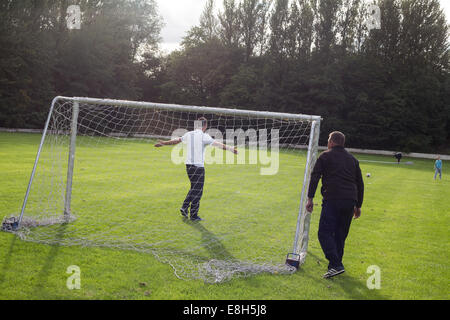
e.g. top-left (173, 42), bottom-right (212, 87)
top-left (4, 96), bottom-right (321, 283)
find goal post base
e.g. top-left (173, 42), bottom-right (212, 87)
top-left (285, 253), bottom-right (301, 270)
top-left (1, 217), bottom-right (19, 232)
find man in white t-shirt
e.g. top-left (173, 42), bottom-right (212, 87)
top-left (154, 117), bottom-right (237, 221)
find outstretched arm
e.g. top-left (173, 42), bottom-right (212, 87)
top-left (154, 138), bottom-right (182, 147)
top-left (212, 141), bottom-right (238, 154)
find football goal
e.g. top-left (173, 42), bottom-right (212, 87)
top-left (3, 96), bottom-right (321, 283)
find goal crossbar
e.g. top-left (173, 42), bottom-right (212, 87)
top-left (67, 96), bottom-right (322, 121)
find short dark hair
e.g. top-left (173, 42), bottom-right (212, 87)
top-left (194, 117), bottom-right (208, 129)
top-left (198, 117), bottom-right (207, 127)
top-left (329, 131), bottom-right (345, 146)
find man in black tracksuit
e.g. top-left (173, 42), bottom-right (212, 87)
top-left (306, 131), bottom-right (364, 279)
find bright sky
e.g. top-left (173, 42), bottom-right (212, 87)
top-left (156, 0), bottom-right (208, 53)
top-left (156, 0), bottom-right (450, 54)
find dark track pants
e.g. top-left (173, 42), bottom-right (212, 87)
top-left (182, 165), bottom-right (205, 218)
top-left (318, 199), bottom-right (356, 270)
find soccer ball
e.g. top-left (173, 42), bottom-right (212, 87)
top-left (366, 173), bottom-right (371, 178)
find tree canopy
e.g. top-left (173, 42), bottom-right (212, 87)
top-left (0, 0), bottom-right (448, 153)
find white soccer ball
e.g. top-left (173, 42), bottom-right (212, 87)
top-left (366, 173), bottom-right (371, 178)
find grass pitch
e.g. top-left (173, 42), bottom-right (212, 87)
top-left (0, 132), bottom-right (448, 299)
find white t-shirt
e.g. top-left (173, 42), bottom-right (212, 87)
top-left (181, 129), bottom-right (215, 167)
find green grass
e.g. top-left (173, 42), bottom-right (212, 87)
top-left (0, 132), bottom-right (449, 300)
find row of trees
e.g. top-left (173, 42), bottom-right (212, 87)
top-left (0, 0), bottom-right (162, 128)
top-left (0, 0), bottom-right (449, 152)
top-left (151, 0), bottom-right (449, 152)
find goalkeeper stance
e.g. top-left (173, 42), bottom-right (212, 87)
top-left (155, 117), bottom-right (237, 221)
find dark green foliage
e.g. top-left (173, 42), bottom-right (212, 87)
top-left (161, 0), bottom-right (448, 152)
top-left (0, 0), bottom-right (448, 152)
top-left (0, 0), bottom-right (162, 128)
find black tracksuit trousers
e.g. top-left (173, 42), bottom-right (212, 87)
top-left (318, 199), bottom-right (355, 270)
top-left (182, 164), bottom-right (205, 218)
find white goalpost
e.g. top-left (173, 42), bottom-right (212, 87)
top-left (3, 96), bottom-right (321, 283)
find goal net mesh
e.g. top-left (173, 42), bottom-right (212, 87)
top-left (7, 97), bottom-right (320, 283)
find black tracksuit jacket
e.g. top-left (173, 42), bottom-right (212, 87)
top-left (308, 146), bottom-right (364, 208)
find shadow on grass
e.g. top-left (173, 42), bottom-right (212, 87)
top-left (302, 252), bottom-right (388, 300)
top-left (328, 273), bottom-right (387, 300)
top-left (0, 235), bottom-right (17, 286)
top-left (182, 218), bottom-right (235, 261)
top-left (33, 223), bottom-right (68, 297)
